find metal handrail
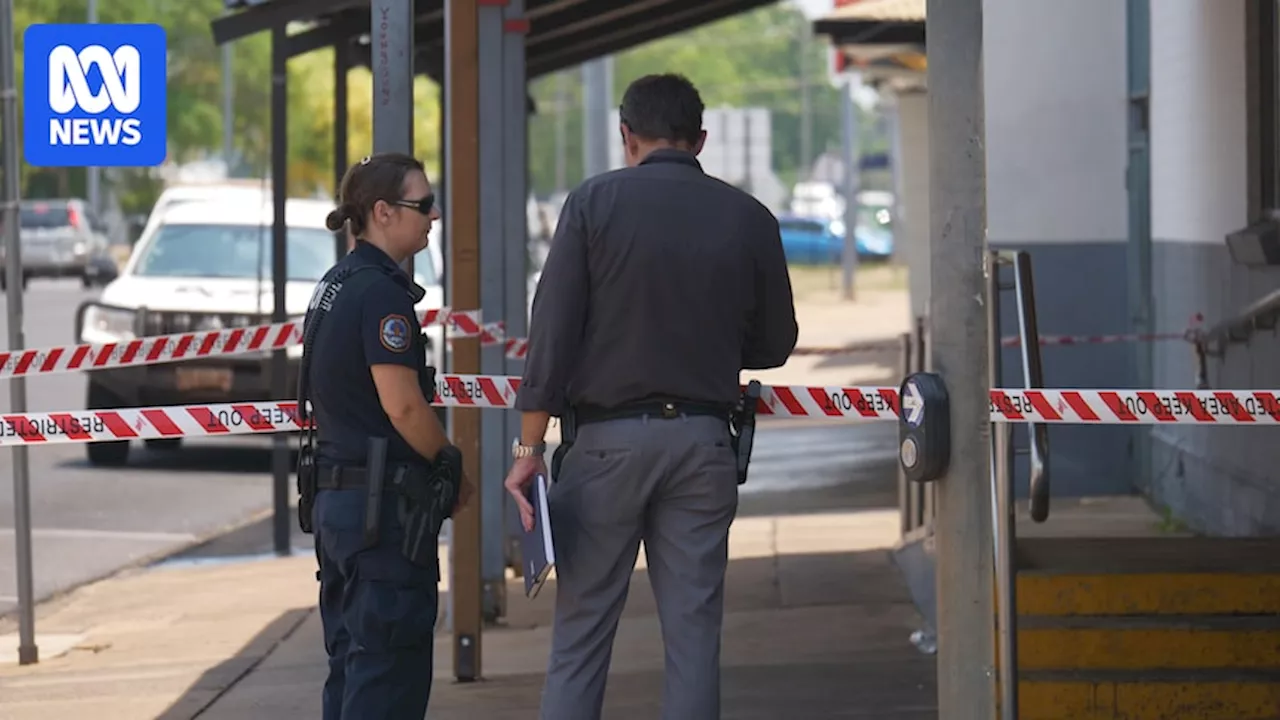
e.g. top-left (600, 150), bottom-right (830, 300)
top-left (1190, 288), bottom-right (1280, 388)
top-left (1011, 252), bottom-right (1052, 522)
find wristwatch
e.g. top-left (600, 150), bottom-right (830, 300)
top-left (511, 438), bottom-right (546, 459)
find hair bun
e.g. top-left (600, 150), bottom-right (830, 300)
top-left (324, 206), bottom-right (349, 232)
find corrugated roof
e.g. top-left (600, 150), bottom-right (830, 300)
top-left (824, 0), bottom-right (925, 23)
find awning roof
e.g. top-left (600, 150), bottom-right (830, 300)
top-left (212, 0), bottom-right (779, 82)
top-left (812, 0), bottom-right (925, 47)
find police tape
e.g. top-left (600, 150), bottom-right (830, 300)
top-left (0, 308), bottom-right (485, 380)
top-left (1, 380), bottom-right (1278, 446)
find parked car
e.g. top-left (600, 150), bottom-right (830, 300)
top-left (75, 196), bottom-right (445, 466)
top-left (0, 198), bottom-right (117, 289)
top-left (777, 212), bottom-right (894, 264)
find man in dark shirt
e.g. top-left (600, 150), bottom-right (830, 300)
top-left (504, 74), bottom-right (798, 720)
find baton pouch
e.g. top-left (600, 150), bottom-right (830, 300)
top-left (363, 437), bottom-right (388, 549)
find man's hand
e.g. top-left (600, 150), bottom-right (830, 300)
top-left (453, 471), bottom-right (475, 515)
top-left (504, 455), bottom-right (547, 532)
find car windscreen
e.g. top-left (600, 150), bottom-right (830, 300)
top-left (19, 204), bottom-right (72, 230)
top-left (133, 223), bottom-right (337, 281)
top-left (413, 248), bottom-right (438, 287)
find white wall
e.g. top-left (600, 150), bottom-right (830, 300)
top-left (1150, 0), bottom-right (1247, 244)
top-left (983, 0), bottom-right (1129, 244)
top-left (1148, 0), bottom-right (1280, 534)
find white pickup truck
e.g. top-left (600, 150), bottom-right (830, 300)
top-left (76, 197), bottom-right (445, 466)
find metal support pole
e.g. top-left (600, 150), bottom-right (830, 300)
top-left (446, 0), bottom-right (484, 682)
top-left (477, 0), bottom-right (506, 624)
top-left (86, 0), bottom-right (100, 215)
top-left (270, 25), bottom-right (291, 558)
top-left (987, 256), bottom-right (1017, 720)
top-left (334, 41), bottom-right (350, 259)
top-left (1, 0), bottom-right (38, 667)
top-left (839, 75), bottom-right (861, 301)
top-left (371, 0), bottom-right (415, 275)
top-left (223, 23), bottom-right (234, 172)
top-left (581, 56), bottom-right (612, 178)
top-left (501, 0), bottom-right (529, 597)
top-left (926, 0), bottom-right (997, 717)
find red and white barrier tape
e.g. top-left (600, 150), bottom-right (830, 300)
top-left (2, 379), bottom-right (1278, 446)
top-left (0, 308), bottom-right (484, 380)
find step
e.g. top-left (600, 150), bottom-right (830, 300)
top-left (1017, 669), bottom-right (1280, 720)
top-left (1016, 615), bottom-right (1280, 671)
top-left (1017, 571), bottom-right (1280, 616)
top-left (1015, 537), bottom-right (1280, 616)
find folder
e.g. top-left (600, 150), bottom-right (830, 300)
top-left (518, 472), bottom-right (555, 599)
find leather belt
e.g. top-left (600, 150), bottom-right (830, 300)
top-left (575, 400), bottom-right (731, 426)
top-left (316, 464), bottom-right (427, 490)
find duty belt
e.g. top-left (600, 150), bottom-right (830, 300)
top-left (316, 463), bottom-right (427, 490)
top-left (574, 400), bottom-right (732, 426)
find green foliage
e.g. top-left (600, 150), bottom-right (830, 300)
top-left (527, 1), bottom-right (883, 196)
top-left (7, 0), bottom-right (441, 214)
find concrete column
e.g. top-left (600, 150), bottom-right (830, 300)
top-left (897, 89), bottom-right (931, 323)
top-left (501, 0), bottom-right (529, 587)
top-left (477, 0), bottom-right (507, 623)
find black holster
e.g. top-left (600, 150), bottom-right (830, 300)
top-left (730, 380), bottom-right (762, 485)
top-left (394, 445), bottom-right (464, 568)
top-left (551, 409), bottom-right (577, 483)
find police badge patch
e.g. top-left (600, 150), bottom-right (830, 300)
top-left (379, 314), bottom-right (411, 352)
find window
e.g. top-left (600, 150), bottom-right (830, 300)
top-left (19, 202), bottom-right (72, 230)
top-left (413, 248), bottom-right (438, 287)
top-left (134, 223), bottom-right (337, 281)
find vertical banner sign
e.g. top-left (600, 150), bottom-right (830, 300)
top-left (22, 24), bottom-right (167, 167)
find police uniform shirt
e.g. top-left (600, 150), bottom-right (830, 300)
top-left (309, 241), bottom-right (427, 467)
top-left (515, 148), bottom-right (800, 417)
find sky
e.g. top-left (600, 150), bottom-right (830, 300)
top-left (790, 0), bottom-right (836, 20)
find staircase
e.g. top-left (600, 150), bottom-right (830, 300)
top-left (1012, 537), bottom-right (1280, 720)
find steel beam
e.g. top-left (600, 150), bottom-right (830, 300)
top-left (478, 0), bottom-right (507, 624)
top-left (270, 24), bottom-right (291, 557)
top-left (502, 0), bottom-right (529, 587)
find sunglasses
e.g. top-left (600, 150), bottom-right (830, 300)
top-left (389, 193), bottom-right (436, 216)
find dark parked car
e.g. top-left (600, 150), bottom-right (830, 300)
top-left (0, 198), bottom-right (117, 289)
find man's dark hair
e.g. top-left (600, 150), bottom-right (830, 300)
top-left (326, 152), bottom-right (425, 236)
top-left (619, 74), bottom-right (705, 147)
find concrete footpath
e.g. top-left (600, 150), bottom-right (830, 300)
top-left (0, 506), bottom-right (938, 719)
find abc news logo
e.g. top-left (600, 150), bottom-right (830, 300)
top-left (48, 44), bottom-right (143, 147)
top-left (23, 24), bottom-right (167, 168)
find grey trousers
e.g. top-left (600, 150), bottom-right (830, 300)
top-left (539, 413), bottom-right (739, 720)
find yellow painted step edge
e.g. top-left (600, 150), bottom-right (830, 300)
top-left (1017, 677), bottom-right (1280, 720)
top-left (1017, 627), bottom-right (1280, 671)
top-left (1016, 572), bottom-right (1280, 616)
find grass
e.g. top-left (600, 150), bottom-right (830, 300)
top-left (787, 261), bottom-right (908, 301)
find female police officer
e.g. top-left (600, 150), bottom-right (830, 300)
top-left (299, 152), bottom-right (472, 719)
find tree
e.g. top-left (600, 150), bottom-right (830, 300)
top-left (525, 1), bottom-right (884, 196)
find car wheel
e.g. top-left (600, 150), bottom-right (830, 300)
top-left (81, 272), bottom-right (94, 289)
top-left (87, 440), bottom-right (130, 467)
top-left (85, 382), bottom-right (130, 467)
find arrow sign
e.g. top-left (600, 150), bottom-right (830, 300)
top-left (903, 380), bottom-right (925, 427)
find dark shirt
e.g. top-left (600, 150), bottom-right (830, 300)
top-left (307, 241), bottom-right (428, 466)
top-left (515, 149), bottom-right (799, 416)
